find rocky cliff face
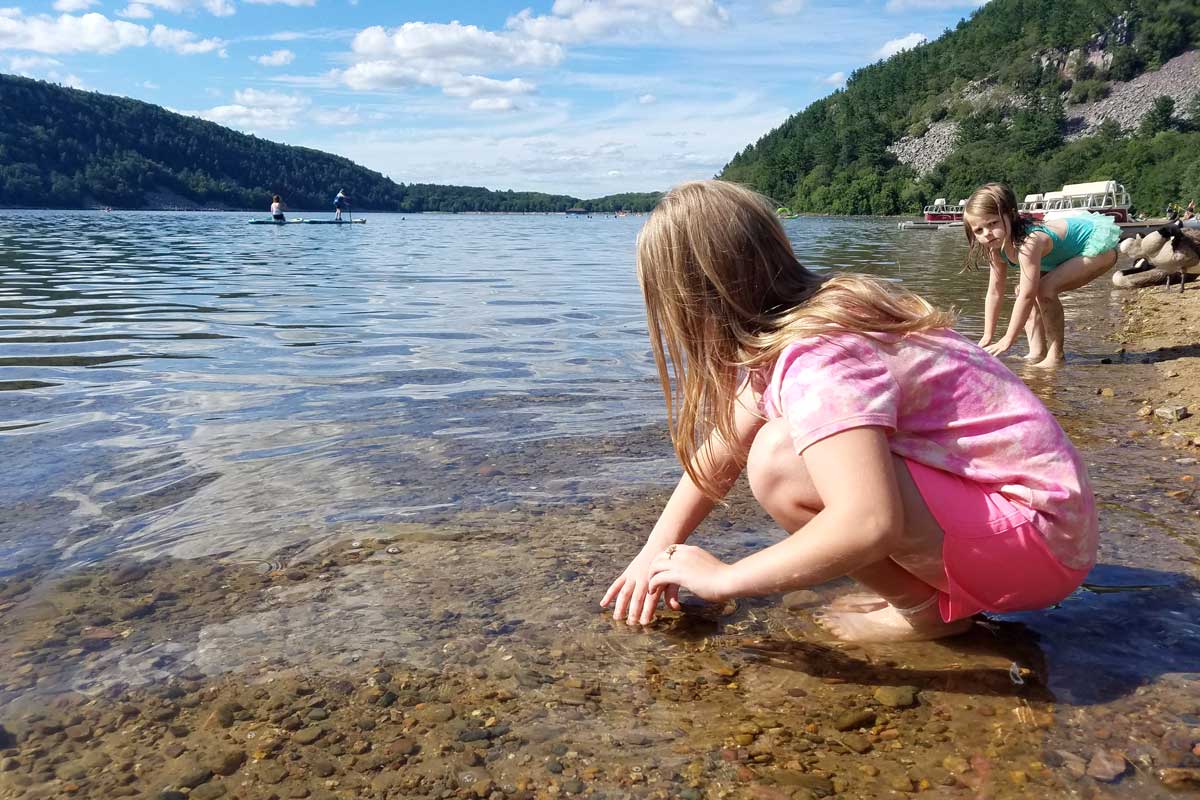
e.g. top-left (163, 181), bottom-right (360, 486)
top-left (886, 49), bottom-right (1199, 175)
top-left (1065, 50), bottom-right (1199, 139)
top-left (885, 121), bottom-right (960, 177)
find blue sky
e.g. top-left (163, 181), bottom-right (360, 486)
top-left (2, 0), bottom-right (986, 197)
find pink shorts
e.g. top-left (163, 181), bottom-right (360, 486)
top-left (906, 460), bottom-right (1090, 622)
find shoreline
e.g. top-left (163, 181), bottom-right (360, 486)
top-left (1, 283), bottom-right (1198, 799)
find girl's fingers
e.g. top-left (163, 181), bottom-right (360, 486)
top-left (648, 571), bottom-right (673, 593)
top-left (611, 582), bottom-right (633, 620)
top-left (600, 577), bottom-right (623, 608)
top-left (665, 585), bottom-right (681, 610)
top-left (636, 587), bottom-right (659, 625)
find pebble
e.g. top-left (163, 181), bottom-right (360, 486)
top-left (191, 784), bottom-right (227, 800)
top-left (834, 709), bottom-right (876, 731)
top-left (1086, 749), bottom-right (1128, 782)
top-left (293, 727), bottom-right (324, 745)
top-left (873, 686), bottom-right (918, 708)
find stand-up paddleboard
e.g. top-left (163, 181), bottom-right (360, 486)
top-left (249, 218), bottom-right (305, 224)
top-left (303, 219), bottom-right (366, 225)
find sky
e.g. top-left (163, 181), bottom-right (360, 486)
top-left (2, 0), bottom-right (988, 197)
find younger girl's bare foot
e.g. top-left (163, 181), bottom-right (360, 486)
top-left (815, 602), bottom-right (973, 643)
top-left (829, 592), bottom-right (889, 613)
top-left (1023, 350), bottom-right (1047, 362)
top-left (1030, 353), bottom-right (1065, 369)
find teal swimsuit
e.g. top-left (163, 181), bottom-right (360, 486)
top-left (1002, 215), bottom-right (1119, 272)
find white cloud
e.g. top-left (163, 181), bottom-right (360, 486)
top-left (885, 0), bottom-right (987, 10)
top-left (873, 32), bottom-right (926, 59)
top-left (442, 75), bottom-right (534, 98)
top-left (194, 88), bottom-right (362, 132)
top-left (118, 3), bottom-right (154, 17)
top-left (255, 48), bottom-right (294, 66)
top-left (142, 79), bottom-right (159, 88)
top-left (116, 0), bottom-right (234, 17)
top-left (638, 93), bottom-right (656, 104)
top-left (768, 0), bottom-right (805, 14)
top-left (52, 0), bottom-right (98, 11)
top-left (506, 0), bottom-right (729, 45)
top-left (7, 54), bottom-right (63, 72)
top-left (196, 87), bottom-right (308, 129)
top-left (150, 23), bottom-right (225, 54)
top-left (469, 97), bottom-right (516, 112)
top-left (0, 11), bottom-right (149, 53)
top-left (822, 71), bottom-right (845, 85)
top-left (351, 22), bottom-right (564, 71)
top-left (244, 0), bottom-right (316, 5)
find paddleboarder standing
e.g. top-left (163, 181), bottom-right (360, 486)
top-left (334, 189), bottom-right (350, 221)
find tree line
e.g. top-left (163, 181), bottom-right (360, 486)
top-left (720, 0), bottom-right (1200, 215)
top-left (0, 74), bottom-right (661, 213)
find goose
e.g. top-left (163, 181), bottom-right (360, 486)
top-left (1113, 226), bottom-right (1200, 291)
top-left (1139, 222), bottom-right (1200, 293)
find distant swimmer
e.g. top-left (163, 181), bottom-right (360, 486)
top-left (271, 194), bottom-right (287, 221)
top-left (334, 189), bottom-right (351, 221)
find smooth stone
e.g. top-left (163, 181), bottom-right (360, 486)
top-left (191, 784), bottom-right (227, 800)
top-left (874, 686), bottom-right (918, 708)
top-left (834, 709), bottom-right (876, 731)
top-left (210, 750), bottom-right (244, 776)
top-left (1087, 750), bottom-right (1128, 782)
top-left (294, 727), bottom-right (324, 745)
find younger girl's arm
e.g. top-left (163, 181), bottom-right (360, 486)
top-left (978, 252), bottom-right (1006, 347)
top-left (645, 426), bottom-right (905, 599)
top-left (601, 380), bottom-right (766, 625)
top-left (984, 238), bottom-right (1045, 357)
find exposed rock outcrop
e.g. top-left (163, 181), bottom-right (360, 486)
top-left (1066, 50), bottom-right (1199, 139)
top-left (886, 121), bottom-right (960, 177)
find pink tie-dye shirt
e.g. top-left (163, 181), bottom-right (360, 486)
top-left (758, 328), bottom-right (1097, 570)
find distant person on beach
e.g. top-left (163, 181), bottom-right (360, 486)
top-left (964, 183), bottom-right (1119, 367)
top-left (601, 180), bottom-right (1097, 642)
top-left (271, 194), bottom-right (286, 221)
top-left (334, 189), bottom-right (350, 221)
top-left (1184, 200), bottom-right (1196, 221)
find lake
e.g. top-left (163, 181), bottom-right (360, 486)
top-left (1, 210), bottom-right (1197, 799)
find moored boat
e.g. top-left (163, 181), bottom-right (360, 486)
top-left (922, 197), bottom-right (964, 222)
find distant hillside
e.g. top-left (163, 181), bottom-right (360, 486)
top-left (721, 0), bottom-right (1200, 215)
top-left (0, 74), bottom-right (660, 213)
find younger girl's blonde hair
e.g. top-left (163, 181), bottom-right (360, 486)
top-left (962, 182), bottom-right (1030, 270)
top-left (637, 180), bottom-right (956, 499)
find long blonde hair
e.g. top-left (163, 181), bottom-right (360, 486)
top-left (638, 180), bottom-right (955, 499)
top-left (962, 182), bottom-right (1031, 270)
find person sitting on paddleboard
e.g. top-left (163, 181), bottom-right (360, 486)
top-left (271, 194), bottom-right (286, 221)
top-left (334, 189), bottom-right (350, 221)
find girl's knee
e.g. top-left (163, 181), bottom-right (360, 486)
top-left (747, 418), bottom-right (815, 508)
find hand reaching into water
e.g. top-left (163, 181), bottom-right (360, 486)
top-left (984, 337), bottom-right (1014, 357)
top-left (601, 546), bottom-right (681, 625)
top-left (647, 544), bottom-right (733, 603)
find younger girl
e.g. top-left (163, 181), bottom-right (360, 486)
top-left (271, 194), bottom-right (286, 221)
top-left (601, 180), bottom-right (1097, 642)
top-left (965, 183), bottom-right (1119, 367)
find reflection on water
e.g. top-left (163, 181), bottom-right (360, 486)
top-left (1, 211), bottom-right (1198, 798)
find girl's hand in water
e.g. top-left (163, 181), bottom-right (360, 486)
top-left (647, 544), bottom-right (732, 603)
top-left (984, 337), bottom-right (1014, 357)
top-left (976, 335), bottom-right (990, 348)
top-left (601, 548), bottom-right (681, 625)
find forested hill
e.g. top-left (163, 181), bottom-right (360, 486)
top-left (720, 0), bottom-right (1200, 215)
top-left (0, 74), bottom-right (660, 213)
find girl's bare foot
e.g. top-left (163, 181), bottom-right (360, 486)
top-left (829, 592), bottom-right (889, 613)
top-left (1030, 353), bottom-right (1065, 369)
top-left (1023, 350), bottom-right (1047, 362)
top-left (815, 602), bottom-right (973, 643)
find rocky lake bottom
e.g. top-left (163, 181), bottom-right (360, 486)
top-left (2, 272), bottom-right (1200, 800)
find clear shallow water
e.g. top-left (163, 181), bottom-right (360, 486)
top-left (2, 211), bottom-right (1199, 800)
top-left (0, 211), bottom-right (994, 568)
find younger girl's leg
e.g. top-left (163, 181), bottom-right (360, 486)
top-left (746, 419), bottom-right (971, 642)
top-left (1023, 304), bottom-right (1047, 362)
top-left (1034, 249), bottom-right (1118, 367)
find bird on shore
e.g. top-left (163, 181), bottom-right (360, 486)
top-left (1115, 224), bottom-right (1200, 293)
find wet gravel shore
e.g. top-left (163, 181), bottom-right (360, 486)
top-left (2, 284), bottom-right (1199, 800)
